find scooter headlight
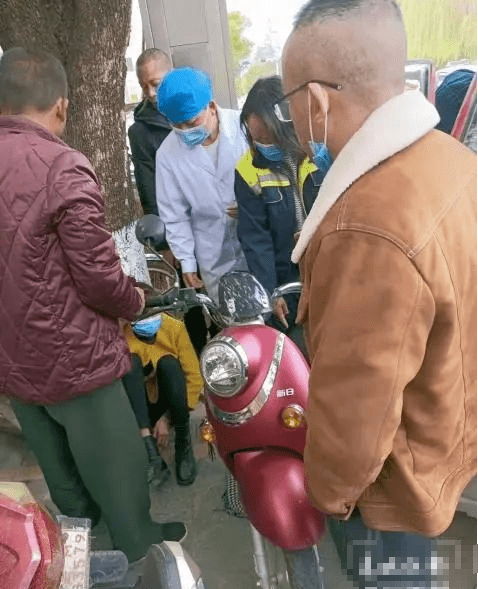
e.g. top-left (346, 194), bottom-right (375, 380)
top-left (200, 337), bottom-right (248, 397)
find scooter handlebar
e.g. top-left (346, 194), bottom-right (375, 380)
top-left (271, 281), bottom-right (302, 301)
top-left (144, 291), bottom-right (178, 308)
top-left (143, 288), bottom-right (214, 314)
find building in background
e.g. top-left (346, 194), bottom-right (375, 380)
top-left (136, 0), bottom-right (237, 108)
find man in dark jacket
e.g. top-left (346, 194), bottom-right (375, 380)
top-left (128, 48), bottom-right (172, 216)
top-left (0, 47), bottom-right (185, 563)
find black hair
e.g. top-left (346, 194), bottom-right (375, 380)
top-left (240, 76), bottom-right (303, 159)
top-left (294, 0), bottom-right (402, 28)
top-left (0, 47), bottom-right (68, 114)
top-left (136, 48), bottom-right (172, 76)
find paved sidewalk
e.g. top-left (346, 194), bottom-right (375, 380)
top-left (1, 399), bottom-right (476, 588)
top-left (81, 454), bottom-right (478, 589)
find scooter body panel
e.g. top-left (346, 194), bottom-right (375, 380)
top-left (206, 324), bottom-right (310, 470)
top-left (204, 323), bottom-right (326, 550)
top-left (233, 449), bottom-right (326, 550)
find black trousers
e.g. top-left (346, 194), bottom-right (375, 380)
top-left (178, 263), bottom-right (208, 357)
top-left (183, 304), bottom-right (220, 356)
top-left (183, 306), bottom-right (208, 358)
top-left (122, 354), bottom-right (189, 430)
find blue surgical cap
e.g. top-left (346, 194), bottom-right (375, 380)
top-left (156, 67), bottom-right (213, 124)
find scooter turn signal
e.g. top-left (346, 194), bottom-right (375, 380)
top-left (200, 420), bottom-right (216, 444)
top-left (281, 405), bottom-right (306, 429)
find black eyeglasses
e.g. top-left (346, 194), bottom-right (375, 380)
top-left (274, 79), bottom-right (343, 122)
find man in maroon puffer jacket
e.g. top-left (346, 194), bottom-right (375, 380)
top-left (0, 47), bottom-right (186, 562)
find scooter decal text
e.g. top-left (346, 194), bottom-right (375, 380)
top-left (277, 388), bottom-right (294, 398)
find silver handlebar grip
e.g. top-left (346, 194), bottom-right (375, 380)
top-left (271, 282), bottom-right (303, 301)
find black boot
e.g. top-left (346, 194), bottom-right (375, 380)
top-left (143, 435), bottom-right (171, 488)
top-left (174, 423), bottom-right (197, 486)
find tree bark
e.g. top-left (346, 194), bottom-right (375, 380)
top-left (0, 0), bottom-right (142, 231)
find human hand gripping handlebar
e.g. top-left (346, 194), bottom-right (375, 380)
top-left (132, 289), bottom-right (193, 329)
top-left (135, 288), bottom-right (217, 324)
top-left (144, 290), bottom-right (179, 308)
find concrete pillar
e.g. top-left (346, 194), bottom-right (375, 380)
top-left (137, 0), bottom-right (237, 109)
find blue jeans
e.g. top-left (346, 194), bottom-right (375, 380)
top-left (328, 510), bottom-right (440, 588)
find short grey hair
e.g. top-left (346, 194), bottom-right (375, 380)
top-left (289, 0), bottom-right (406, 109)
top-left (294, 0), bottom-right (402, 29)
top-left (0, 47), bottom-right (68, 114)
top-left (136, 48), bottom-right (171, 76)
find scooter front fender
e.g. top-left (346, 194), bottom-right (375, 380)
top-left (232, 449), bottom-right (326, 550)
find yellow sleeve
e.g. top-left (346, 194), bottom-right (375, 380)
top-left (174, 321), bottom-right (204, 410)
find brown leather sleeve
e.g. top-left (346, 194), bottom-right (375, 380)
top-left (302, 230), bottom-right (434, 518)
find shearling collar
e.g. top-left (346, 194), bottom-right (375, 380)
top-left (292, 90), bottom-right (440, 263)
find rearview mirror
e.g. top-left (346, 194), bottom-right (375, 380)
top-left (135, 215), bottom-right (168, 250)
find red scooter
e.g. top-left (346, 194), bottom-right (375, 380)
top-left (199, 272), bottom-right (327, 589)
top-left (135, 216), bottom-right (327, 589)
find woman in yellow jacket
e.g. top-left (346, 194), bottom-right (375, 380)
top-left (122, 312), bottom-right (203, 487)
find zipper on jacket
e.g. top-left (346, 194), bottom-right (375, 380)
top-left (282, 156), bottom-right (306, 231)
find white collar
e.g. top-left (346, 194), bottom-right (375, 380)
top-left (292, 90), bottom-right (440, 263)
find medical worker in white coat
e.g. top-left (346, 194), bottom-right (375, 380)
top-left (155, 67), bottom-right (248, 303)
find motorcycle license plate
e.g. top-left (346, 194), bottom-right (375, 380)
top-left (58, 516), bottom-right (91, 589)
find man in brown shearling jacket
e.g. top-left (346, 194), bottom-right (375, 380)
top-left (282, 0), bottom-right (476, 586)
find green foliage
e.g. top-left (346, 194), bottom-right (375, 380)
top-left (228, 11), bottom-right (253, 76)
top-left (235, 61), bottom-right (278, 98)
top-left (228, 10), bottom-right (281, 100)
top-left (399, 0), bottom-right (477, 67)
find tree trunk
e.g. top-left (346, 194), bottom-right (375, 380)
top-left (0, 0), bottom-right (142, 231)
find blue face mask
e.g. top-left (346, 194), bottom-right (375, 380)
top-left (254, 142), bottom-right (285, 163)
top-left (308, 140), bottom-right (333, 175)
top-left (132, 315), bottom-right (163, 341)
top-left (307, 87), bottom-right (333, 176)
top-left (174, 124), bottom-right (210, 148)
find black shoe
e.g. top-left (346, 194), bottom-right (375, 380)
top-left (174, 425), bottom-right (198, 486)
top-left (158, 521), bottom-right (188, 543)
top-left (147, 458), bottom-right (171, 488)
top-left (143, 435), bottom-right (171, 488)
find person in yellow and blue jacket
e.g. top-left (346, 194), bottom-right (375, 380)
top-left (234, 76), bottom-right (325, 336)
top-left (121, 312), bottom-right (203, 488)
